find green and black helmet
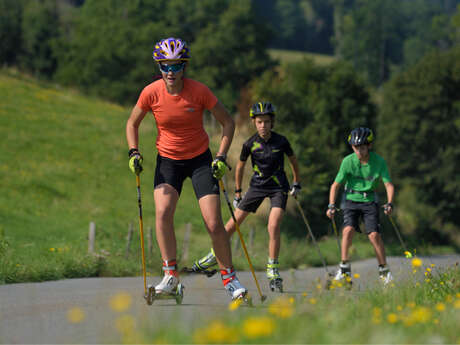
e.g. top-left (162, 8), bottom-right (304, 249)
top-left (249, 101), bottom-right (276, 118)
top-left (348, 127), bottom-right (374, 146)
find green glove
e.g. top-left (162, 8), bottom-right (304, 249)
top-left (128, 149), bottom-right (143, 174)
top-left (211, 156), bottom-right (227, 180)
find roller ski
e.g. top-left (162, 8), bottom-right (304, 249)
top-left (332, 262), bottom-right (353, 289)
top-left (145, 274), bottom-right (184, 305)
top-left (183, 248), bottom-right (218, 277)
top-left (267, 260), bottom-right (283, 292)
top-left (222, 268), bottom-right (252, 306)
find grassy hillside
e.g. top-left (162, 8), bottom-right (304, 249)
top-left (0, 69), bottom-right (220, 282)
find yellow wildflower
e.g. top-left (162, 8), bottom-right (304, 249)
top-left (411, 258), bottom-right (423, 268)
top-left (433, 319), bottom-right (439, 325)
top-left (353, 273), bottom-right (360, 279)
top-left (193, 321), bottom-right (238, 344)
top-left (109, 292), bottom-right (132, 312)
top-left (456, 292), bottom-right (460, 298)
top-left (446, 295), bottom-right (453, 303)
top-left (396, 305), bottom-right (403, 311)
top-left (387, 313), bottom-right (398, 323)
top-left (115, 315), bottom-right (136, 338)
top-left (411, 307), bottom-right (432, 323)
top-left (242, 316), bottom-right (275, 339)
top-left (49, 247), bottom-right (55, 252)
top-left (435, 303), bottom-right (445, 312)
top-left (453, 299), bottom-right (460, 309)
top-left (268, 297), bottom-right (294, 319)
top-left (67, 307), bottom-right (85, 323)
top-left (309, 298), bottom-right (317, 305)
top-left (228, 299), bottom-right (242, 311)
top-left (302, 292), bottom-right (308, 297)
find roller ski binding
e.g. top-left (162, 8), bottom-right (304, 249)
top-left (145, 275), bottom-right (185, 305)
top-left (267, 261), bottom-right (283, 292)
top-left (332, 262), bottom-right (353, 289)
top-left (182, 249), bottom-right (218, 277)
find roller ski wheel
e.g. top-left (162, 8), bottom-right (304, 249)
top-left (145, 283), bottom-right (185, 305)
top-left (269, 278), bottom-right (283, 293)
top-left (181, 266), bottom-right (217, 278)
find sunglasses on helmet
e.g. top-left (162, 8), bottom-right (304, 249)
top-left (159, 62), bottom-right (185, 73)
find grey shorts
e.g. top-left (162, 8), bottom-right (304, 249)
top-left (342, 200), bottom-right (380, 234)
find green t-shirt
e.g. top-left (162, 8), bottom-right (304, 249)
top-left (335, 152), bottom-right (391, 202)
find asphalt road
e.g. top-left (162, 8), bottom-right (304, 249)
top-left (1, 255), bottom-right (459, 344)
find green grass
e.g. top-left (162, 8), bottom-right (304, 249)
top-left (119, 262), bottom-right (460, 344)
top-left (0, 69), bottom-right (454, 284)
top-left (268, 49), bottom-right (336, 66)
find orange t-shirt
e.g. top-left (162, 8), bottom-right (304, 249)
top-left (136, 78), bottom-right (218, 160)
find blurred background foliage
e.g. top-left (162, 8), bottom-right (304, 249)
top-left (1, 0), bottom-right (459, 250)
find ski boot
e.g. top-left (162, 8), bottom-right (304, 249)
top-left (379, 265), bottom-right (393, 286)
top-left (145, 274), bottom-right (184, 305)
top-left (332, 262), bottom-right (352, 289)
top-left (267, 261), bottom-right (283, 293)
top-left (221, 268), bottom-right (252, 306)
top-left (182, 248), bottom-right (218, 277)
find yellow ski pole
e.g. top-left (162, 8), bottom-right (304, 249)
top-left (135, 172), bottom-right (149, 303)
top-left (218, 179), bottom-right (267, 302)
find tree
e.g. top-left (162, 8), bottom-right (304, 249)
top-left (20, 0), bottom-right (60, 77)
top-left (378, 46), bottom-right (460, 246)
top-left (338, 0), bottom-right (405, 86)
top-left (188, 0), bottom-right (274, 111)
top-left (54, 0), bottom-right (274, 107)
top-left (0, 0), bottom-right (24, 66)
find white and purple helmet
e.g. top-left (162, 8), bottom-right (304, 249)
top-left (153, 37), bottom-right (190, 62)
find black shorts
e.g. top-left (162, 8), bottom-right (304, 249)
top-left (154, 149), bottom-right (219, 199)
top-left (237, 187), bottom-right (288, 213)
top-left (342, 200), bottom-right (380, 234)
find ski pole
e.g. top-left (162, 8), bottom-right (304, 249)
top-left (218, 179), bottom-right (267, 302)
top-left (387, 214), bottom-right (409, 254)
top-left (135, 169), bottom-right (149, 303)
top-left (294, 198), bottom-right (332, 277)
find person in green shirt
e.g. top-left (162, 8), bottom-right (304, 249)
top-left (326, 127), bottom-right (395, 285)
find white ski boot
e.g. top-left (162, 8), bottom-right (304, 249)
top-left (221, 268), bottom-right (251, 304)
top-left (379, 266), bottom-right (393, 286)
top-left (333, 262), bottom-right (352, 288)
top-left (155, 274), bottom-right (179, 294)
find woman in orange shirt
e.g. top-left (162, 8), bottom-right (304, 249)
top-left (126, 37), bottom-right (247, 300)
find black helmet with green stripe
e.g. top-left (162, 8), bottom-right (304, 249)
top-left (348, 127), bottom-right (374, 146)
top-left (250, 102), bottom-right (276, 118)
